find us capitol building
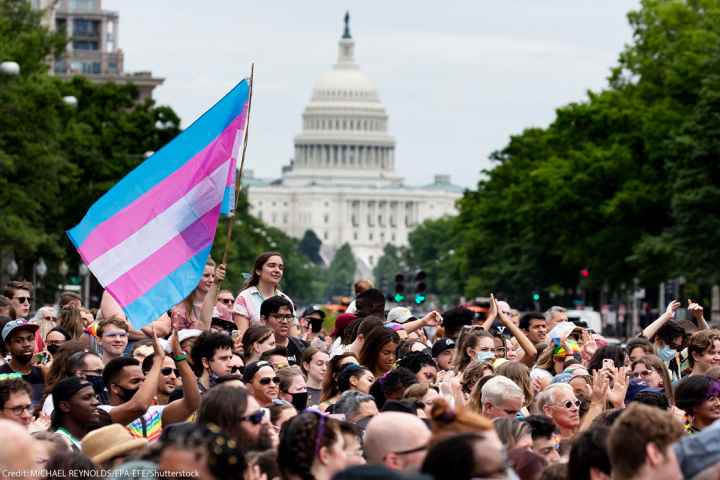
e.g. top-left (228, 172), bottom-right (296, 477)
top-left (245, 15), bottom-right (462, 277)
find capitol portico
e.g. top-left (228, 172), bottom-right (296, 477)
top-left (245, 14), bottom-right (462, 277)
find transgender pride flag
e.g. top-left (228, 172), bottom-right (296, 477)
top-left (68, 80), bottom-right (251, 328)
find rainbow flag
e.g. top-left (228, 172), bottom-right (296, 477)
top-left (67, 80), bottom-right (251, 328)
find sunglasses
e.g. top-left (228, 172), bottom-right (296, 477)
top-left (14, 296), bottom-right (31, 304)
top-left (230, 366), bottom-right (243, 374)
top-left (219, 298), bottom-right (234, 305)
top-left (259, 376), bottom-right (280, 386)
top-left (240, 409), bottom-right (266, 425)
top-left (558, 400), bottom-right (581, 409)
top-left (161, 367), bottom-right (180, 376)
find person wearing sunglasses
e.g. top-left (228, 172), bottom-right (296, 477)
top-left (141, 354), bottom-right (180, 406)
top-left (537, 383), bottom-right (581, 440)
top-left (244, 360), bottom-right (280, 407)
top-left (2, 280), bottom-right (33, 319)
top-left (197, 384), bottom-right (275, 451)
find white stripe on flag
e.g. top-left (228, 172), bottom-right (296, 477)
top-left (89, 160), bottom-right (230, 285)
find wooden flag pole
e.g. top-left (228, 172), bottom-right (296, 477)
top-left (221, 63), bottom-right (255, 273)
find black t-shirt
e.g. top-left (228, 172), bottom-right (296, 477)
top-left (0, 363), bottom-right (45, 407)
top-left (286, 336), bottom-right (309, 365)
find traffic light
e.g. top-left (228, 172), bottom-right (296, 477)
top-left (532, 292), bottom-right (540, 302)
top-left (394, 273), bottom-right (406, 303)
top-left (580, 268), bottom-right (589, 278)
top-left (414, 270), bottom-right (427, 304)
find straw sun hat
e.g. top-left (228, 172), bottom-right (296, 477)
top-left (81, 424), bottom-right (148, 465)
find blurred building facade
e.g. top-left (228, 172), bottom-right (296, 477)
top-left (32, 0), bottom-right (163, 101)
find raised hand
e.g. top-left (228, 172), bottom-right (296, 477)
top-left (665, 300), bottom-right (681, 318)
top-left (590, 370), bottom-right (609, 405)
top-left (607, 366), bottom-right (628, 408)
top-left (151, 325), bottom-right (167, 362)
top-left (422, 311), bottom-right (443, 327)
top-left (214, 264), bottom-right (226, 284)
top-left (688, 299), bottom-right (704, 321)
top-left (169, 329), bottom-right (182, 356)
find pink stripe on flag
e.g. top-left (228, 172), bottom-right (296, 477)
top-left (105, 205), bottom-right (220, 306)
top-left (79, 112), bottom-right (247, 263)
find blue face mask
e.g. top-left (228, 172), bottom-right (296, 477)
top-left (658, 345), bottom-right (677, 362)
top-left (475, 351), bottom-right (495, 363)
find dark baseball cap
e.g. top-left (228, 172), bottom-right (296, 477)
top-left (242, 360), bottom-right (273, 384)
top-left (432, 338), bottom-right (455, 358)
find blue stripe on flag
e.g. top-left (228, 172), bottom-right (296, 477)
top-left (122, 245), bottom-right (212, 329)
top-left (220, 185), bottom-right (235, 215)
top-left (68, 80), bottom-right (250, 247)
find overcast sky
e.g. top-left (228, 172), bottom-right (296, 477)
top-left (105, 1), bottom-right (641, 188)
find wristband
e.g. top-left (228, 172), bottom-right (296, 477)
top-left (173, 353), bottom-right (187, 362)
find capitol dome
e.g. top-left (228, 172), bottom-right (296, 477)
top-left (285, 12), bottom-right (398, 187)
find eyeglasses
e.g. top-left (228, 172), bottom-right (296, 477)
top-left (557, 399), bottom-right (581, 409)
top-left (14, 297), bottom-right (31, 304)
top-left (259, 376), bottom-right (280, 386)
top-left (632, 370), bottom-right (653, 378)
top-left (219, 298), bottom-right (234, 305)
top-left (240, 409), bottom-right (266, 425)
top-left (161, 367), bottom-right (180, 376)
top-left (42, 316), bottom-right (57, 322)
top-left (270, 314), bottom-right (294, 323)
top-left (3, 404), bottom-right (33, 416)
top-left (393, 443), bottom-right (428, 456)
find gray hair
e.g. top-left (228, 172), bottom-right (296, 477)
top-left (334, 390), bottom-right (375, 421)
top-left (544, 306), bottom-right (567, 322)
top-left (481, 376), bottom-right (524, 406)
top-left (534, 383), bottom-right (574, 414)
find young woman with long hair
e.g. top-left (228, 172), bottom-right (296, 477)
top-left (233, 251), bottom-right (294, 338)
top-left (359, 327), bottom-right (400, 378)
top-left (242, 324), bottom-right (276, 364)
top-left (319, 352), bottom-right (358, 409)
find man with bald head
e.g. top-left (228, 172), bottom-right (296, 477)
top-left (0, 419), bottom-right (37, 476)
top-left (364, 411), bottom-right (430, 471)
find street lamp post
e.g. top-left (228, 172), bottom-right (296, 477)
top-left (79, 263), bottom-right (90, 308)
top-left (32, 258), bottom-right (47, 313)
top-left (0, 61), bottom-right (20, 76)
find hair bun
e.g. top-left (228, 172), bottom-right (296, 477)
top-left (430, 397), bottom-right (456, 423)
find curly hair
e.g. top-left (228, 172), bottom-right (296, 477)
top-left (278, 411), bottom-right (341, 480)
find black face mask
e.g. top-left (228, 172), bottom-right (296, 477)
top-left (291, 391), bottom-right (309, 411)
top-left (116, 385), bottom-right (139, 402)
top-left (85, 375), bottom-right (106, 397)
top-left (47, 344), bottom-right (60, 356)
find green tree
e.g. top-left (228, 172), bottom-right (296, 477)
top-left (298, 230), bottom-right (324, 265)
top-left (325, 243), bottom-right (357, 298)
top-left (373, 243), bottom-right (404, 294)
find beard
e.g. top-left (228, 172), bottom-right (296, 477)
top-left (237, 424), bottom-right (274, 452)
top-left (15, 353), bottom-right (33, 365)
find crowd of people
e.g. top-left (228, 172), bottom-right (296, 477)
top-left (1, 251), bottom-right (719, 479)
